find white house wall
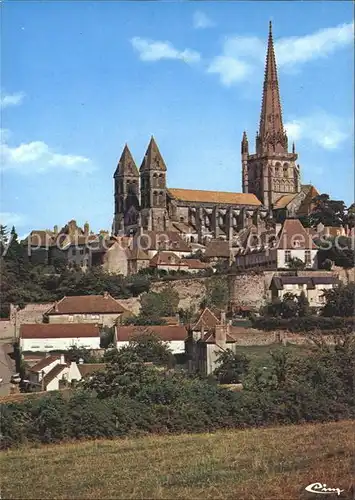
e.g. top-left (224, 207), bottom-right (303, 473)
top-left (21, 336), bottom-right (101, 352)
top-left (277, 249), bottom-right (318, 270)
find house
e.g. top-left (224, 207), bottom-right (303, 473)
top-left (269, 275), bottom-right (339, 309)
top-left (28, 354), bottom-right (65, 386)
top-left (234, 218), bottom-right (318, 271)
top-left (204, 239), bottom-right (233, 264)
top-left (116, 325), bottom-right (188, 354)
top-left (180, 258), bottom-right (209, 273)
top-left (20, 323), bottom-right (101, 352)
top-left (127, 247), bottom-right (151, 275)
top-left (131, 231), bottom-right (191, 259)
top-left (149, 251), bottom-right (190, 272)
top-left (44, 293), bottom-right (130, 326)
top-left (28, 357), bottom-right (106, 391)
top-left (191, 307), bottom-right (222, 340)
top-left (189, 323), bottom-right (236, 376)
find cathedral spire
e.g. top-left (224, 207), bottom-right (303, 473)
top-left (140, 136), bottom-right (167, 172)
top-left (114, 144), bottom-right (138, 177)
top-left (258, 21), bottom-right (287, 154)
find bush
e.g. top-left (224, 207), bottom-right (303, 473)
top-left (1, 333), bottom-right (354, 449)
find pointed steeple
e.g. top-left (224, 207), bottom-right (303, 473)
top-left (114, 144), bottom-right (138, 177)
top-left (140, 136), bottom-right (167, 172)
top-left (241, 131), bottom-right (249, 154)
top-left (258, 21), bottom-right (287, 154)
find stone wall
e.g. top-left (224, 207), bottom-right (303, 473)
top-left (0, 319), bottom-right (14, 339)
top-left (151, 277), bottom-right (208, 310)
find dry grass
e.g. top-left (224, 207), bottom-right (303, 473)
top-left (1, 421), bottom-right (354, 499)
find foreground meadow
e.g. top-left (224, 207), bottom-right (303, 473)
top-left (1, 420), bottom-right (353, 499)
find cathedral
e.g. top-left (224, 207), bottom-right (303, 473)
top-left (112, 22), bottom-right (317, 244)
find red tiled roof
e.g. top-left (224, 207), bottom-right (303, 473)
top-left (192, 307), bottom-right (220, 331)
top-left (205, 240), bottom-right (231, 258)
top-left (277, 219), bottom-right (317, 250)
top-left (29, 355), bottom-right (61, 373)
top-left (150, 251), bottom-right (184, 267)
top-left (21, 323), bottom-right (100, 339)
top-left (181, 259), bottom-right (209, 269)
top-left (46, 294), bottom-right (128, 315)
top-left (117, 325), bottom-right (188, 342)
top-left (167, 188), bottom-right (261, 206)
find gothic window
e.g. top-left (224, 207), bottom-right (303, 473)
top-left (153, 173), bottom-right (158, 187)
top-left (275, 162), bottom-right (281, 176)
top-left (283, 167), bottom-right (288, 178)
top-left (159, 191), bottom-right (164, 206)
top-left (158, 174), bottom-right (164, 187)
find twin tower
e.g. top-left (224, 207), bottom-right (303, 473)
top-left (113, 22), bottom-right (302, 236)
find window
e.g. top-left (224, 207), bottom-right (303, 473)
top-left (72, 248), bottom-right (76, 256)
top-left (285, 250), bottom-right (291, 263)
top-left (283, 167), bottom-right (288, 178)
top-left (305, 250), bottom-right (311, 264)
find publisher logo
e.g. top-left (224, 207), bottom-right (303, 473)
top-left (305, 482), bottom-right (344, 496)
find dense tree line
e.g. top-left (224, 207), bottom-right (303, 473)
top-left (1, 329), bottom-right (354, 449)
top-left (0, 227), bottom-right (151, 317)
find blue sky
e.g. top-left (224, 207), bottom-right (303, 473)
top-left (1, 1), bottom-right (353, 237)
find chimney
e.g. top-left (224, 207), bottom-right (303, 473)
top-left (54, 301), bottom-right (59, 312)
top-left (215, 325), bottom-right (227, 350)
top-left (60, 354), bottom-right (66, 365)
top-left (103, 291), bottom-right (109, 299)
top-left (53, 225), bottom-right (58, 234)
top-left (220, 311), bottom-right (226, 325)
top-left (84, 222), bottom-right (90, 236)
top-left (175, 312), bottom-right (180, 325)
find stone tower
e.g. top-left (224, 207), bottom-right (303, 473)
top-left (139, 136), bottom-right (168, 231)
top-left (113, 144), bottom-right (140, 234)
top-left (241, 22), bottom-right (300, 210)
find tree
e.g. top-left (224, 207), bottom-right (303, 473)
top-left (322, 283), bottom-right (355, 317)
top-left (202, 278), bottom-right (229, 310)
top-left (316, 235), bottom-right (354, 269)
top-left (214, 349), bottom-right (249, 384)
top-left (0, 225), bottom-right (8, 256)
top-left (66, 346), bottom-right (98, 363)
top-left (287, 257), bottom-right (305, 270)
top-left (309, 193), bottom-right (346, 228)
top-left (140, 287), bottom-right (179, 319)
top-left (345, 203), bottom-right (355, 229)
top-left (297, 291), bottom-right (310, 317)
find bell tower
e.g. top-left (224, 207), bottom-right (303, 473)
top-left (241, 22), bottom-right (300, 209)
top-left (139, 136), bottom-right (168, 231)
top-left (113, 144), bottom-right (140, 235)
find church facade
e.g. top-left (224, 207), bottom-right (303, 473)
top-left (112, 22), bottom-right (316, 244)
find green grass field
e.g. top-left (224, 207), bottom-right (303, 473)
top-left (1, 420), bottom-right (353, 499)
top-left (235, 342), bottom-right (311, 367)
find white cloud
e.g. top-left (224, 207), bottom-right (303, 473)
top-left (0, 212), bottom-right (26, 228)
top-left (275, 22), bottom-right (354, 67)
top-left (1, 133), bottom-right (94, 174)
top-left (193, 11), bottom-right (215, 30)
top-left (208, 22), bottom-right (354, 86)
top-left (207, 56), bottom-right (252, 86)
top-left (130, 37), bottom-right (200, 64)
top-left (0, 90), bottom-right (25, 108)
top-left (284, 110), bottom-right (351, 150)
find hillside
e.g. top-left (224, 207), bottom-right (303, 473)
top-left (1, 421), bottom-right (353, 499)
